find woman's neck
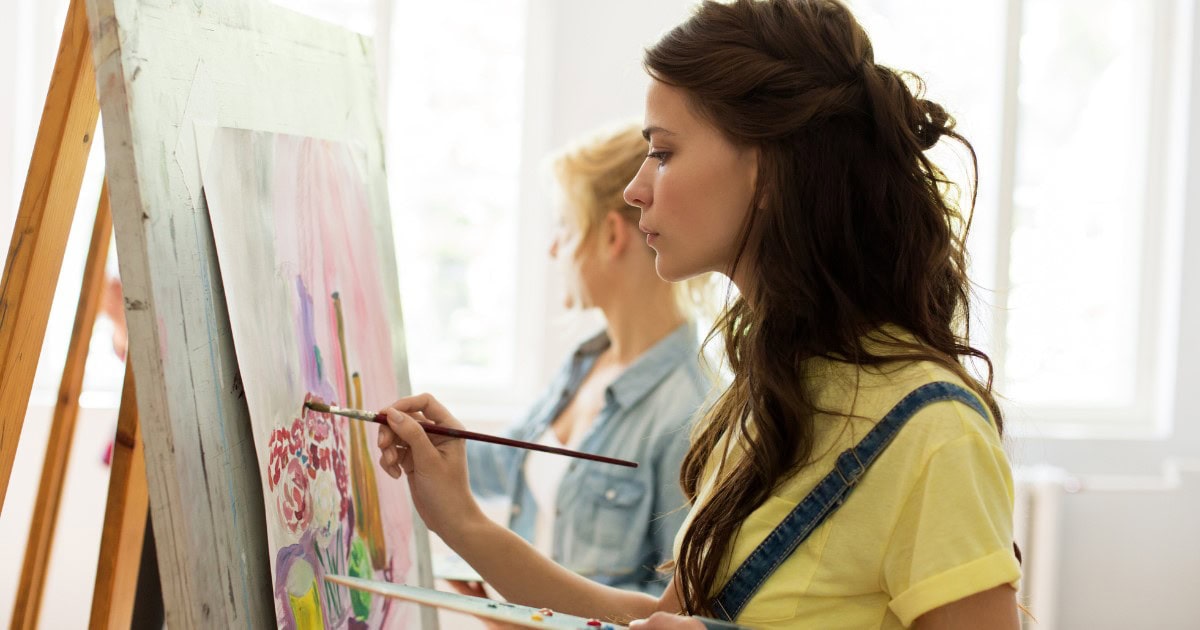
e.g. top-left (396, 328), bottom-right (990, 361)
top-left (599, 289), bottom-right (686, 367)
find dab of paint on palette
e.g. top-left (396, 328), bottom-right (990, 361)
top-left (324, 575), bottom-right (627, 629)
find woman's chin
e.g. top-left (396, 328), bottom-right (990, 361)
top-left (654, 259), bottom-right (701, 284)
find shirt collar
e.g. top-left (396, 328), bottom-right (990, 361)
top-left (603, 321), bottom-right (699, 411)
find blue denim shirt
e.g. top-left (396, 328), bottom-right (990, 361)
top-left (467, 323), bottom-right (707, 595)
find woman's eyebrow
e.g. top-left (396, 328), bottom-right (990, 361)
top-left (642, 126), bottom-right (676, 141)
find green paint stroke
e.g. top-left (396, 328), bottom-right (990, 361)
top-left (348, 535), bottom-right (372, 619)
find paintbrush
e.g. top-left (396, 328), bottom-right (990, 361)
top-left (304, 401), bottom-right (638, 468)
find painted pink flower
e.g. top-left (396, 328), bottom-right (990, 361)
top-left (332, 438), bottom-right (350, 520)
top-left (277, 457), bottom-right (312, 533)
top-left (267, 397), bottom-right (353, 535)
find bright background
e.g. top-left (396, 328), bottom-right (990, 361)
top-left (1, 0), bottom-right (1198, 628)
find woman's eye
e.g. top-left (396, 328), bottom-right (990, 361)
top-left (647, 151), bottom-right (670, 165)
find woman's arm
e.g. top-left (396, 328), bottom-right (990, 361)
top-left (378, 393), bottom-right (661, 622)
top-left (912, 585), bottom-right (1019, 630)
top-left (452, 514), bottom-right (660, 620)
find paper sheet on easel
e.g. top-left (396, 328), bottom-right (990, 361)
top-left (199, 126), bottom-right (421, 628)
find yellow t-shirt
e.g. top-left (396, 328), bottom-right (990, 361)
top-left (674, 355), bottom-right (1021, 629)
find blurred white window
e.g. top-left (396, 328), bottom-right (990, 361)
top-left (858, 0), bottom-right (1192, 435)
top-left (206, 0), bottom-right (534, 414)
top-left (382, 0), bottom-right (528, 411)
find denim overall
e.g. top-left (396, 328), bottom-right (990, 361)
top-left (696, 381), bottom-right (989, 628)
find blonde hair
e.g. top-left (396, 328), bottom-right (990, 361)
top-left (552, 121), bottom-right (717, 319)
top-left (552, 121), bottom-right (646, 242)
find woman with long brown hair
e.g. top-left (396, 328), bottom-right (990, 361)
top-left (376, 1), bottom-right (1021, 628)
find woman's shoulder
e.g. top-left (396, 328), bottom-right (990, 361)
top-left (637, 358), bottom-right (711, 429)
top-left (811, 355), bottom-right (1000, 451)
top-left (623, 322), bottom-right (712, 413)
top-left (861, 359), bottom-right (1002, 456)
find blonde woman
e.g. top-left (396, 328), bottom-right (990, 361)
top-left (458, 122), bottom-right (709, 596)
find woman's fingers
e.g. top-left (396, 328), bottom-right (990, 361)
top-left (378, 443), bottom-right (402, 479)
top-left (629, 613), bottom-right (705, 629)
top-left (375, 401), bottom-right (455, 478)
top-left (383, 393), bottom-right (464, 430)
top-left (377, 424), bottom-right (396, 449)
top-left (384, 408), bottom-right (442, 468)
top-left (445, 580), bottom-right (488, 598)
top-left (396, 444), bottom-right (415, 475)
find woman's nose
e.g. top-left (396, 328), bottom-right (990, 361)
top-left (624, 164), bottom-right (651, 209)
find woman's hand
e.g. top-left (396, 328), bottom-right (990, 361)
top-left (445, 579), bottom-right (488, 599)
top-left (444, 581), bottom-right (520, 630)
top-left (376, 393), bottom-right (485, 540)
top-left (629, 612), bottom-right (705, 629)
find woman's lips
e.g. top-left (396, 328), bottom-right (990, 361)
top-left (639, 224), bottom-right (659, 245)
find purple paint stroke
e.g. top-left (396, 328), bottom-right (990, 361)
top-left (295, 275), bottom-right (337, 404)
top-left (274, 532), bottom-right (325, 629)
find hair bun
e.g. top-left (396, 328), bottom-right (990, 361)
top-left (915, 99), bottom-right (951, 150)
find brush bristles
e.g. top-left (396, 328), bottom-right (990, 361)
top-left (304, 401), bottom-right (332, 413)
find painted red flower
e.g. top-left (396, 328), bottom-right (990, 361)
top-left (266, 397), bottom-right (353, 535)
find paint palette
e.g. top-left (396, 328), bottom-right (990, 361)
top-left (325, 575), bottom-right (627, 629)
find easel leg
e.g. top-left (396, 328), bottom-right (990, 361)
top-left (0, 0), bottom-right (99, 506)
top-left (10, 182), bottom-right (112, 630)
top-left (90, 361), bottom-right (149, 630)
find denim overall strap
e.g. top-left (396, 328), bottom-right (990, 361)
top-left (710, 381), bottom-right (990, 621)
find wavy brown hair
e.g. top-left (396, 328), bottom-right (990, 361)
top-left (644, 0), bottom-right (1004, 616)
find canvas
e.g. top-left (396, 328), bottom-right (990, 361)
top-left (201, 127), bottom-right (422, 628)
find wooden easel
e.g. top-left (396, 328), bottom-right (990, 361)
top-left (0, 0), bottom-right (152, 627)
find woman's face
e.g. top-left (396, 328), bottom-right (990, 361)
top-left (548, 205), bottom-right (595, 310)
top-left (624, 80), bottom-right (758, 284)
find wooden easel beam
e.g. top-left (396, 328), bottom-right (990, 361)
top-left (0, 0), bottom-right (99, 506)
top-left (89, 360), bottom-right (147, 630)
top-left (10, 182), bottom-right (112, 630)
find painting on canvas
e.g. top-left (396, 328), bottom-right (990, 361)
top-left (201, 127), bottom-right (421, 628)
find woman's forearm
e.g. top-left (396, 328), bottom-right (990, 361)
top-left (446, 516), bottom-right (660, 623)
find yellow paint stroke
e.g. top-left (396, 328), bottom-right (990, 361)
top-left (352, 371), bottom-right (364, 410)
top-left (333, 293), bottom-right (388, 570)
top-left (332, 292), bottom-right (353, 408)
top-left (352, 371), bottom-right (388, 569)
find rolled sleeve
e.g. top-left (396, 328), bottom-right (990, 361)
top-left (883, 432), bottom-right (1022, 626)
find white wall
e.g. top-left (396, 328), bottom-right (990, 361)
top-left (0, 406), bottom-right (118, 629)
top-left (1008, 0), bottom-right (1200, 625)
top-left (518, 0), bottom-right (700, 384)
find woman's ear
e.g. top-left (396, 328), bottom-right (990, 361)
top-left (602, 209), bottom-right (630, 259)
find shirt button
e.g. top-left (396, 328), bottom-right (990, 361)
top-left (604, 489), bottom-right (616, 501)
